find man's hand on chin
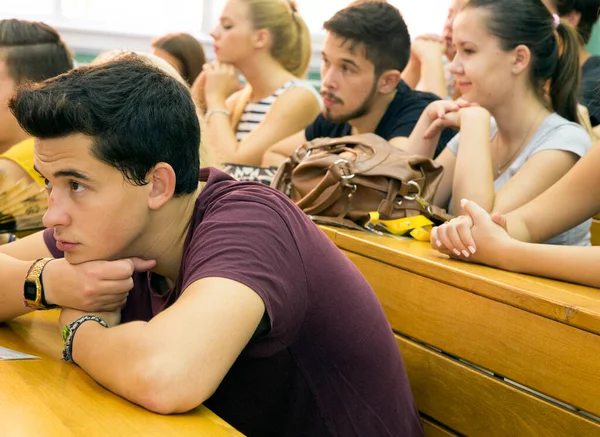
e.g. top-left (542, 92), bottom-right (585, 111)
top-left (43, 257), bottom-right (156, 312)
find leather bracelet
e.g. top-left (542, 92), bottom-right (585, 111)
top-left (62, 315), bottom-right (108, 363)
top-left (39, 262), bottom-right (58, 309)
top-left (205, 108), bottom-right (230, 122)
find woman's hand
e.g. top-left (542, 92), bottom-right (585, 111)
top-left (190, 70), bottom-right (207, 111)
top-left (203, 61), bottom-right (242, 108)
top-left (411, 37), bottom-right (446, 64)
top-left (431, 199), bottom-right (513, 267)
top-left (431, 213), bottom-right (476, 258)
top-left (422, 99), bottom-right (472, 139)
top-left (423, 104), bottom-right (488, 139)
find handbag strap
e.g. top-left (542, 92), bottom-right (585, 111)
top-left (297, 134), bottom-right (393, 171)
top-left (307, 215), bottom-right (367, 231)
top-left (295, 161), bottom-right (350, 214)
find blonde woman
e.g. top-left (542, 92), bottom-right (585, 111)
top-left (192, 0), bottom-right (321, 166)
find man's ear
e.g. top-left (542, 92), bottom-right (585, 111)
top-left (511, 44), bottom-right (531, 76)
top-left (378, 70), bottom-right (402, 94)
top-left (253, 28), bottom-right (271, 50)
top-left (147, 163), bottom-right (176, 210)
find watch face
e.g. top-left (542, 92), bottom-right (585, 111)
top-left (24, 281), bottom-right (38, 302)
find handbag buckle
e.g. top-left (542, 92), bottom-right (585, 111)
top-left (399, 180), bottom-right (430, 210)
top-left (403, 180), bottom-right (421, 200)
top-left (334, 158), bottom-right (355, 180)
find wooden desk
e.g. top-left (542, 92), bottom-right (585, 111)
top-left (322, 226), bottom-right (600, 437)
top-left (0, 311), bottom-right (243, 437)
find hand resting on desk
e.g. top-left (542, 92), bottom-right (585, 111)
top-left (430, 198), bottom-right (513, 267)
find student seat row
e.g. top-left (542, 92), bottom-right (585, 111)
top-left (321, 225), bottom-right (600, 437)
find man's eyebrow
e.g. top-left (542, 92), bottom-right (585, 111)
top-left (321, 52), bottom-right (359, 68)
top-left (340, 58), bottom-right (359, 68)
top-left (33, 166), bottom-right (92, 181)
top-left (54, 169), bottom-right (92, 181)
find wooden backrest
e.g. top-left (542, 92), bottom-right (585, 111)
top-left (322, 226), bottom-right (600, 437)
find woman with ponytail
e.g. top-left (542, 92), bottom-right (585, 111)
top-left (544, 0), bottom-right (600, 128)
top-left (192, 0), bottom-right (321, 166)
top-left (407, 0), bottom-right (593, 246)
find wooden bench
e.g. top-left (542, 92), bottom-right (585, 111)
top-left (322, 226), bottom-right (600, 437)
top-left (0, 310), bottom-right (243, 437)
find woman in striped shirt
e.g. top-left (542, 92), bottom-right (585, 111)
top-left (193, 0), bottom-right (322, 166)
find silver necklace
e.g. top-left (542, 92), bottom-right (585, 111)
top-left (494, 109), bottom-right (543, 176)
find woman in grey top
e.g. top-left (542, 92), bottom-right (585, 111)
top-left (407, 0), bottom-right (592, 246)
top-left (429, 142), bottom-right (600, 286)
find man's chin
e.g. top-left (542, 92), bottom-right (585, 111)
top-left (64, 252), bottom-right (112, 265)
top-left (63, 252), bottom-right (90, 265)
top-left (323, 102), bottom-right (371, 125)
top-left (323, 110), bottom-right (351, 125)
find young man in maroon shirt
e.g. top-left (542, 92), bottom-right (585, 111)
top-left (0, 54), bottom-right (423, 437)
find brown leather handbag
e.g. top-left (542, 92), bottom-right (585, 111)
top-left (270, 133), bottom-right (452, 229)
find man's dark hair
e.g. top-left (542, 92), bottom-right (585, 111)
top-left (0, 19), bottom-right (73, 83)
top-left (553, 0), bottom-right (600, 44)
top-left (323, 2), bottom-right (411, 76)
top-left (9, 53), bottom-right (201, 194)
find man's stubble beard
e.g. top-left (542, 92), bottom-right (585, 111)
top-left (322, 78), bottom-right (379, 124)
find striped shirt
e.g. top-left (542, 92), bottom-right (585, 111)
top-left (236, 80), bottom-right (322, 142)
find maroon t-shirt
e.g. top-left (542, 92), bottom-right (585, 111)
top-left (45, 168), bottom-right (423, 437)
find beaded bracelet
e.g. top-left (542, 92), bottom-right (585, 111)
top-left (62, 315), bottom-right (108, 363)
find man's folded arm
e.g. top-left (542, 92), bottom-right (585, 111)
top-left (69, 276), bottom-right (266, 414)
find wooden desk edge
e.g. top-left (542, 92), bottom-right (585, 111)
top-left (321, 226), bottom-right (600, 335)
top-left (2, 312), bottom-right (245, 437)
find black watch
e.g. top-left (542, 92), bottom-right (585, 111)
top-left (24, 258), bottom-right (57, 309)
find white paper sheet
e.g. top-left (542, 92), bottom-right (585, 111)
top-left (0, 346), bottom-right (38, 360)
